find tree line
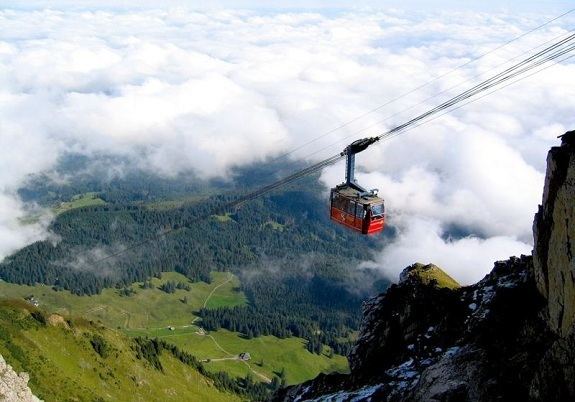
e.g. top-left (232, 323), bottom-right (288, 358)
top-left (1, 186), bottom-right (376, 297)
top-left (199, 255), bottom-right (385, 356)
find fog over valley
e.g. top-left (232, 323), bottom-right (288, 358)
top-left (1, 5), bottom-right (574, 284)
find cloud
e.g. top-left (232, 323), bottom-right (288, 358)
top-left (0, 195), bottom-right (52, 259)
top-left (359, 217), bottom-right (532, 285)
top-left (56, 244), bottom-right (125, 279)
top-left (2, 1), bottom-right (571, 14)
top-left (0, 7), bottom-right (574, 284)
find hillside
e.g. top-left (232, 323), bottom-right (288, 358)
top-left (0, 271), bottom-right (246, 329)
top-left (0, 271), bottom-right (348, 389)
top-left (276, 131), bottom-right (575, 401)
top-left (0, 300), bottom-right (246, 402)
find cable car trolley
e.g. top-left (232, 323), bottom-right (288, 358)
top-left (330, 137), bottom-right (385, 235)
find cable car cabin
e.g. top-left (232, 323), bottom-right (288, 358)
top-left (330, 185), bottom-right (385, 235)
top-left (329, 136), bottom-right (385, 235)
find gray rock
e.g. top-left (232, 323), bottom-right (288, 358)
top-left (0, 355), bottom-right (42, 402)
top-left (533, 129), bottom-right (575, 337)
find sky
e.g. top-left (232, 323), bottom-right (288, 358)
top-left (1, 1), bottom-right (574, 284)
top-left (1, 1), bottom-right (573, 13)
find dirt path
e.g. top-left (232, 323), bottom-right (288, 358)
top-left (205, 333), bottom-right (235, 356)
top-left (123, 272), bottom-right (271, 383)
top-left (193, 273), bottom-right (272, 383)
top-left (201, 356), bottom-right (238, 362)
top-left (242, 361), bottom-right (272, 383)
top-left (191, 272), bottom-right (233, 325)
top-left (83, 305), bottom-right (105, 315)
top-left (203, 272), bottom-right (234, 308)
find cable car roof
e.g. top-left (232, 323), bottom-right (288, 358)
top-left (333, 185), bottom-right (384, 206)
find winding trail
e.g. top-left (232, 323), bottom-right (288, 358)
top-left (205, 333), bottom-right (235, 357)
top-left (191, 272), bottom-right (233, 325)
top-left (241, 361), bottom-right (271, 383)
top-left (194, 272), bottom-right (271, 383)
top-left (203, 272), bottom-right (234, 308)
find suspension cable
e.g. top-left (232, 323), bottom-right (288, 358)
top-left (294, 28), bottom-right (575, 161)
top-left (268, 8), bottom-right (575, 163)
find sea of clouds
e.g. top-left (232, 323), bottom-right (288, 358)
top-left (0, 6), bottom-right (574, 284)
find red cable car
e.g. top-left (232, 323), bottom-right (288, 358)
top-left (330, 138), bottom-right (385, 235)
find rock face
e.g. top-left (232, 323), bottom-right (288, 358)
top-left (531, 130), bottom-right (575, 401)
top-left (275, 130), bottom-right (575, 402)
top-left (0, 355), bottom-right (42, 402)
top-left (533, 130), bottom-right (575, 337)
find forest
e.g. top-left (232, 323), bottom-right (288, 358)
top-left (199, 255), bottom-right (388, 355)
top-left (3, 156), bottom-right (390, 353)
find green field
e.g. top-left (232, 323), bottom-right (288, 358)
top-left (0, 300), bottom-right (241, 402)
top-left (53, 192), bottom-right (107, 215)
top-left (0, 272), bottom-right (245, 329)
top-left (263, 220), bottom-right (285, 231)
top-left (17, 192), bottom-right (107, 225)
top-left (0, 271), bottom-right (349, 386)
top-left (126, 327), bottom-right (348, 385)
top-left (211, 213), bottom-right (236, 223)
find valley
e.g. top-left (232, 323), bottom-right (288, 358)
top-left (0, 165), bottom-right (386, 400)
top-left (0, 269), bottom-right (348, 387)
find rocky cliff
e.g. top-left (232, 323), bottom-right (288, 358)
top-left (0, 355), bottom-right (42, 402)
top-left (533, 130), bottom-right (575, 336)
top-left (276, 130), bottom-right (575, 402)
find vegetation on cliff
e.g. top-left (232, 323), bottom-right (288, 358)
top-left (399, 263), bottom-right (460, 290)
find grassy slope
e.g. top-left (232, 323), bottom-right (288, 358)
top-left (263, 220), bottom-right (285, 231)
top-left (405, 263), bottom-right (461, 289)
top-left (0, 272), bottom-right (245, 329)
top-left (0, 300), bottom-right (240, 402)
top-left (0, 272), bottom-right (349, 386)
top-left (211, 213), bottom-right (235, 223)
top-left (126, 328), bottom-right (348, 386)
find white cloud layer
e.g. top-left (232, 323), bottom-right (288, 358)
top-left (1, 7), bottom-right (574, 283)
top-left (359, 217), bottom-right (532, 285)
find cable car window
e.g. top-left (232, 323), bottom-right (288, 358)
top-left (355, 204), bottom-right (366, 219)
top-left (332, 194), bottom-right (347, 211)
top-left (371, 203), bottom-right (384, 217)
top-left (347, 201), bottom-right (357, 215)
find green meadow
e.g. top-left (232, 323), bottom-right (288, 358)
top-left (126, 327), bottom-right (348, 385)
top-left (53, 192), bottom-right (107, 215)
top-left (0, 271), bottom-right (349, 386)
top-left (0, 300), bottom-right (241, 402)
top-left (0, 271), bottom-right (245, 329)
